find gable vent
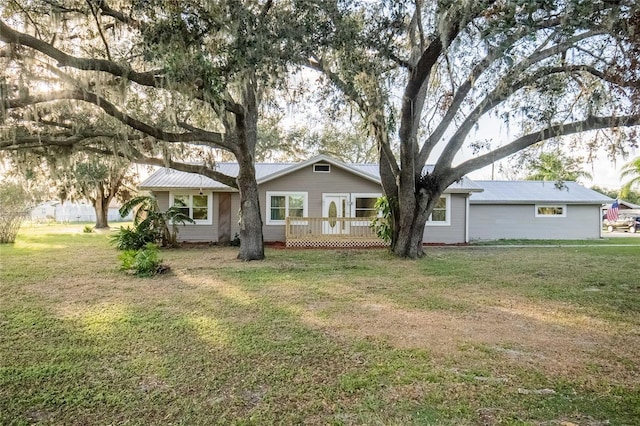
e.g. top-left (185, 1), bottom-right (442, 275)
top-left (313, 163), bottom-right (331, 173)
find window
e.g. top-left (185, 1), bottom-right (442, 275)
top-left (266, 192), bottom-right (308, 224)
top-left (426, 195), bottom-right (451, 226)
top-left (535, 205), bottom-right (566, 217)
top-left (313, 163), bottom-right (331, 173)
top-left (170, 193), bottom-right (212, 224)
top-left (350, 193), bottom-right (382, 219)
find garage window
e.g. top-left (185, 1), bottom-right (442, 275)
top-left (535, 205), bottom-right (567, 218)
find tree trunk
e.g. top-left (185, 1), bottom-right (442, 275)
top-left (391, 211), bottom-right (429, 258)
top-left (234, 76), bottom-right (265, 261)
top-left (236, 158), bottom-right (265, 261)
top-left (390, 185), bottom-right (438, 259)
top-left (93, 197), bottom-right (110, 228)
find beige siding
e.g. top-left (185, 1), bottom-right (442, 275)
top-left (156, 191), bottom-right (170, 210)
top-left (261, 165), bottom-right (382, 242)
top-left (155, 165), bottom-right (472, 245)
top-left (422, 194), bottom-right (468, 244)
top-left (152, 190), bottom-right (219, 242)
top-left (469, 204), bottom-right (602, 240)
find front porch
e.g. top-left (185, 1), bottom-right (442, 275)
top-left (284, 217), bottom-right (389, 248)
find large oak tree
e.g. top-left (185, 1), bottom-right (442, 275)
top-left (0, 0), bottom-right (331, 260)
top-left (309, 0), bottom-right (640, 258)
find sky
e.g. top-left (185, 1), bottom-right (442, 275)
top-left (458, 120), bottom-right (639, 190)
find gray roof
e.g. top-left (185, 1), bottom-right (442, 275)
top-left (470, 181), bottom-right (613, 204)
top-left (139, 155), bottom-right (482, 193)
top-left (139, 162), bottom-right (292, 190)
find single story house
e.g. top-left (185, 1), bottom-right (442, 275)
top-left (139, 155), bottom-right (612, 246)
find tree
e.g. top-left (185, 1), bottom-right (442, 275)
top-left (0, 0), bottom-right (331, 260)
top-left (308, 0), bottom-right (640, 258)
top-left (257, 122), bottom-right (378, 163)
top-left (592, 185), bottom-right (640, 205)
top-left (524, 151), bottom-right (592, 184)
top-left (56, 156), bottom-right (135, 228)
top-left (4, 148), bottom-right (135, 228)
top-left (620, 156), bottom-right (640, 198)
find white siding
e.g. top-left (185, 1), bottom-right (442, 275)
top-left (469, 204), bottom-right (602, 240)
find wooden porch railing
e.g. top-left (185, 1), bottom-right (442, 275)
top-left (285, 217), bottom-right (388, 248)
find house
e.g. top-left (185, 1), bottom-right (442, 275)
top-left (139, 155), bottom-right (612, 246)
top-left (468, 181), bottom-right (612, 240)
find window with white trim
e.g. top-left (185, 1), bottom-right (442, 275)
top-left (535, 205), bottom-right (566, 217)
top-left (353, 194), bottom-right (381, 218)
top-left (170, 192), bottom-right (212, 224)
top-left (266, 192), bottom-right (308, 224)
top-left (426, 194), bottom-right (451, 226)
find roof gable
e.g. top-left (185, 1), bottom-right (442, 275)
top-left (257, 155), bottom-right (381, 185)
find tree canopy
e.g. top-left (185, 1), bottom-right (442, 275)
top-left (2, 1), bottom-right (640, 259)
top-left (0, 0), bottom-right (336, 259)
top-left (306, 0), bottom-right (640, 257)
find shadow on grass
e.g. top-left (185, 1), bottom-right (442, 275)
top-left (2, 236), bottom-right (639, 424)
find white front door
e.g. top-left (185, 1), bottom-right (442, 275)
top-left (323, 194), bottom-right (350, 234)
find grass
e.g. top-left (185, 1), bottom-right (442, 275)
top-left (470, 236), bottom-right (640, 245)
top-left (1, 224), bottom-right (639, 425)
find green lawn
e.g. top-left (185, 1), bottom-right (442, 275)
top-left (1, 224), bottom-right (639, 425)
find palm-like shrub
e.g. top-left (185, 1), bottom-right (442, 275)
top-left (621, 157), bottom-right (640, 199)
top-left (111, 195), bottom-right (194, 250)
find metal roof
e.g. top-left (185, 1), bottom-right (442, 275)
top-left (139, 162), bottom-right (292, 190)
top-left (470, 181), bottom-right (613, 204)
top-left (139, 156), bottom-right (483, 193)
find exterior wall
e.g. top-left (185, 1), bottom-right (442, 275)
top-left (154, 191), bottom-right (219, 242)
top-left (469, 203), bottom-right (602, 240)
top-left (154, 165), bottom-right (472, 245)
top-left (230, 193), bottom-right (241, 241)
top-left (423, 194), bottom-right (468, 244)
top-left (260, 164), bottom-right (383, 242)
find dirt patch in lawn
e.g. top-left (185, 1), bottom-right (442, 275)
top-left (300, 295), bottom-right (639, 385)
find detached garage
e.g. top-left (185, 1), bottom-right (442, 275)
top-left (469, 181), bottom-right (612, 241)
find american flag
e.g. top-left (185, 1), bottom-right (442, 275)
top-left (606, 200), bottom-right (619, 222)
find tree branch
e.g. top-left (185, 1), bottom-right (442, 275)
top-left (0, 20), bottom-right (160, 86)
top-left (448, 114), bottom-right (640, 184)
top-left (432, 31), bottom-right (606, 175)
top-left (5, 90), bottom-right (230, 149)
top-left (135, 157), bottom-right (239, 189)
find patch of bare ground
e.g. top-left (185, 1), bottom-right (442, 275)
top-left (300, 294), bottom-right (639, 385)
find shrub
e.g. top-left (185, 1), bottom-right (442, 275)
top-left (370, 196), bottom-right (394, 244)
top-left (0, 182), bottom-right (30, 244)
top-left (110, 224), bottom-right (157, 250)
top-left (118, 243), bottom-right (167, 277)
top-left (83, 225), bottom-right (94, 233)
top-left (114, 195), bottom-right (194, 249)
